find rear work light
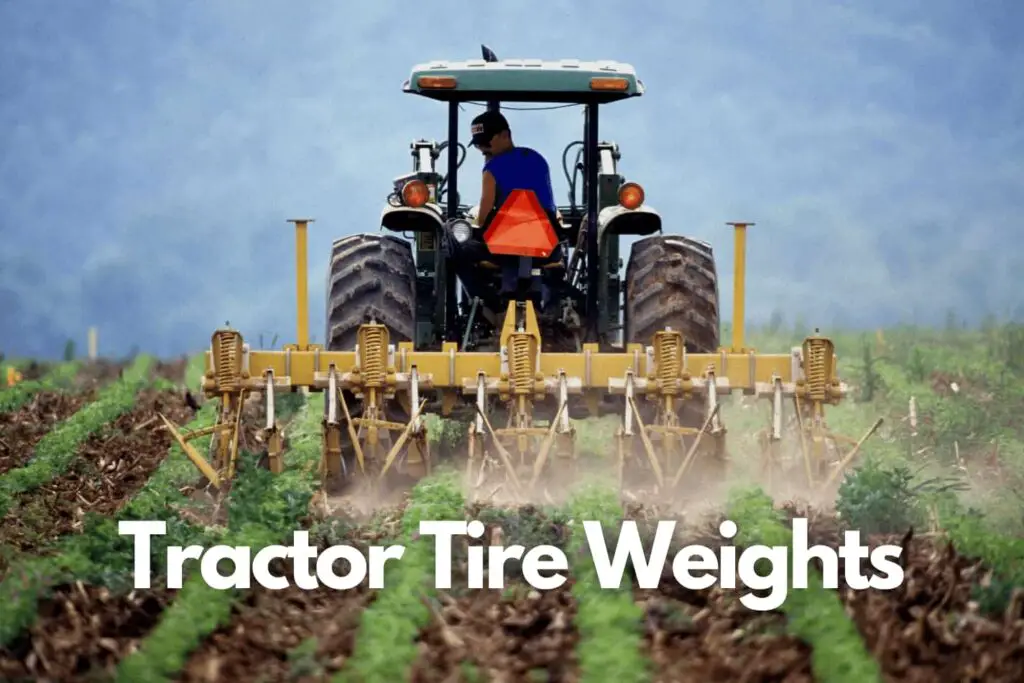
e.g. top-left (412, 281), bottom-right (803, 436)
top-left (402, 179), bottom-right (429, 207)
top-left (618, 182), bottom-right (644, 209)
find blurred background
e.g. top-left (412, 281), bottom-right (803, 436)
top-left (1, 0), bottom-right (1021, 358)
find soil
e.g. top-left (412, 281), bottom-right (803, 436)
top-left (0, 582), bottom-right (174, 683)
top-left (0, 442), bottom-right (1020, 682)
top-left (412, 583), bottom-right (580, 683)
top-left (178, 518), bottom-right (399, 683)
top-left (174, 502), bottom-right (1024, 683)
top-left (0, 389), bottom-right (98, 476)
top-left (841, 530), bottom-right (1024, 683)
top-left (0, 390), bottom-right (304, 683)
top-left (625, 503), bottom-right (1024, 683)
top-left (72, 359), bottom-right (127, 389)
top-left (789, 503), bottom-right (1024, 683)
top-left (408, 507), bottom-right (580, 683)
top-left (629, 510), bottom-right (815, 683)
top-left (179, 571), bottom-right (374, 683)
top-left (152, 356), bottom-right (190, 384)
top-left (0, 389), bottom-right (194, 578)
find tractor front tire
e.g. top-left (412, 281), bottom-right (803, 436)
top-left (624, 234), bottom-right (720, 352)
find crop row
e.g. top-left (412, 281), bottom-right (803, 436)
top-left (0, 355), bottom-right (207, 644)
top-left (0, 361), bottom-right (82, 414)
top-left (566, 485), bottom-right (649, 683)
top-left (115, 390), bottom-right (322, 682)
top-left (725, 487), bottom-right (883, 683)
top-left (336, 471), bottom-right (466, 682)
top-left (0, 355), bottom-right (153, 519)
top-left (2, 351), bottom-right (1017, 681)
top-left (335, 478), bottom-right (648, 682)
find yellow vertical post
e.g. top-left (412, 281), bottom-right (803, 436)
top-left (288, 218), bottom-right (314, 350)
top-left (88, 326), bottom-right (98, 359)
top-left (727, 222), bottom-right (754, 353)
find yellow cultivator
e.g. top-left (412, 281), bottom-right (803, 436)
top-left (164, 218), bottom-right (867, 502)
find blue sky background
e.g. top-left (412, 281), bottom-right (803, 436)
top-left (1, 0), bottom-right (1022, 359)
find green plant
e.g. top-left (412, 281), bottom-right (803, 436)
top-left (860, 339), bottom-right (878, 401)
top-left (115, 395), bottom-right (321, 683)
top-left (727, 487), bottom-right (883, 683)
top-left (0, 361), bottom-right (81, 414)
top-left (941, 510), bottom-right (1024, 618)
top-left (335, 471), bottom-right (466, 683)
top-left (0, 383), bottom-right (217, 647)
top-left (835, 460), bottom-right (925, 534)
top-left (907, 347), bottom-right (927, 383)
top-left (566, 484), bottom-right (649, 683)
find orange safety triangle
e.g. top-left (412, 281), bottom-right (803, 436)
top-left (483, 189), bottom-right (559, 258)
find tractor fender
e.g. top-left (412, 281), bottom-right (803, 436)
top-left (597, 204), bottom-right (662, 243)
top-left (380, 203), bottom-right (445, 234)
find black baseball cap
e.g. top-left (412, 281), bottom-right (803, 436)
top-left (470, 110), bottom-right (509, 147)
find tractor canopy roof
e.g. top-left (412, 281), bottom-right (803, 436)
top-left (403, 58), bottom-right (644, 104)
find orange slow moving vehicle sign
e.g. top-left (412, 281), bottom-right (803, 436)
top-left (483, 189), bottom-right (559, 258)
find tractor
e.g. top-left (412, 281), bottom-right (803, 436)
top-left (166, 47), bottom-right (863, 504)
top-left (324, 46), bottom-right (725, 490)
top-left (331, 48), bottom-right (717, 359)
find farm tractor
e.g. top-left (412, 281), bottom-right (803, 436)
top-left (163, 47), bottom-right (874, 502)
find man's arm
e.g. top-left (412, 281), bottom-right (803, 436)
top-left (476, 170), bottom-right (497, 226)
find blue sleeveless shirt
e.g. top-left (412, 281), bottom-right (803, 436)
top-left (484, 147), bottom-right (557, 214)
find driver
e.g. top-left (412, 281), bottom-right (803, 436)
top-left (468, 110), bottom-right (558, 223)
top-left (448, 110), bottom-right (563, 311)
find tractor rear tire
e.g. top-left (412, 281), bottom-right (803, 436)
top-left (624, 234), bottom-right (723, 492)
top-left (325, 233), bottom-right (416, 351)
top-left (624, 234), bottom-right (720, 352)
top-left (324, 233), bottom-right (417, 488)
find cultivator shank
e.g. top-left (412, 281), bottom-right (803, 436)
top-left (320, 322), bottom-right (433, 485)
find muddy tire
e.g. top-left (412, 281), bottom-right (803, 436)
top-left (325, 233), bottom-right (416, 351)
top-left (624, 234), bottom-right (720, 352)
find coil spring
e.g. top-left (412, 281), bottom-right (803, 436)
top-left (804, 340), bottom-right (828, 401)
top-left (656, 332), bottom-right (681, 393)
top-left (213, 331), bottom-right (242, 390)
top-left (360, 326), bottom-right (386, 388)
top-left (509, 334), bottom-right (532, 395)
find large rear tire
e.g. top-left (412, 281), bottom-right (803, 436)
top-left (324, 233), bottom-right (417, 485)
top-left (624, 234), bottom-right (724, 493)
top-left (624, 234), bottom-right (720, 352)
top-left (326, 233), bottom-right (416, 351)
